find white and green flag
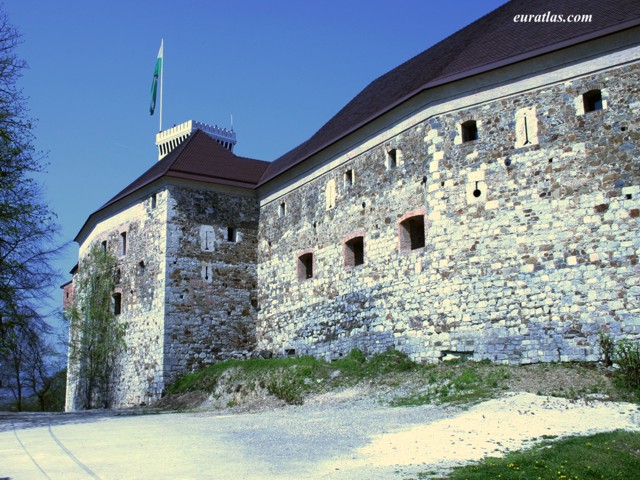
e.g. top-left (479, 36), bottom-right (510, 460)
top-left (150, 40), bottom-right (163, 116)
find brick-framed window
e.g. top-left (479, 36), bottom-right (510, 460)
top-left (461, 120), bottom-right (478, 142)
top-left (297, 251), bottom-right (314, 281)
top-left (398, 209), bottom-right (427, 253)
top-left (344, 234), bottom-right (364, 267)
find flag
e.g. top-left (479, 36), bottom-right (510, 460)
top-left (150, 40), bottom-right (163, 115)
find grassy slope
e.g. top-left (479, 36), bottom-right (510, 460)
top-left (165, 349), bottom-right (637, 408)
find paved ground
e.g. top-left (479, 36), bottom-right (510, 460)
top-left (1, 393), bottom-right (638, 480)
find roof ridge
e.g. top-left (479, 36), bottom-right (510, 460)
top-left (258, 0), bottom-right (640, 187)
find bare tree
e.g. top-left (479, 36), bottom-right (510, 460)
top-left (0, 6), bottom-right (60, 355)
top-left (0, 320), bottom-right (60, 411)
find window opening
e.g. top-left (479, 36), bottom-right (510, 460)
top-left (461, 120), bottom-right (478, 142)
top-left (344, 236), bottom-right (364, 267)
top-left (101, 240), bottom-right (107, 251)
top-left (297, 253), bottom-right (314, 281)
top-left (400, 215), bottom-right (425, 251)
top-left (344, 170), bottom-right (353, 187)
top-left (387, 149), bottom-right (398, 169)
top-left (279, 202), bottom-right (286, 217)
top-left (119, 232), bottom-right (127, 256)
top-left (113, 293), bottom-right (122, 316)
top-left (151, 193), bottom-right (157, 209)
top-left (227, 227), bottom-right (237, 242)
top-left (583, 89), bottom-right (603, 113)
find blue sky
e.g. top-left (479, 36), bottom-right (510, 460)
top-left (4, 0), bottom-right (507, 322)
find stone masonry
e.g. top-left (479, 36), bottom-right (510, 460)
top-left (256, 62), bottom-right (640, 365)
top-left (162, 183), bottom-right (259, 382)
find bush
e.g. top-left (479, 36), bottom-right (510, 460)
top-left (266, 374), bottom-right (304, 405)
top-left (614, 339), bottom-right (640, 389)
top-left (598, 331), bottom-right (614, 367)
top-left (366, 349), bottom-right (415, 374)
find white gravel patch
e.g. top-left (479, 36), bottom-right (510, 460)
top-left (319, 392), bottom-right (640, 479)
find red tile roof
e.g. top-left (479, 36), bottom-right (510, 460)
top-left (100, 130), bottom-right (269, 211)
top-left (258, 0), bottom-right (640, 186)
top-left (75, 131), bottom-right (269, 243)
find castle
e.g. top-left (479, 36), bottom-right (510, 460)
top-left (64, 0), bottom-right (640, 409)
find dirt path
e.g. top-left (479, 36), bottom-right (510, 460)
top-left (1, 392), bottom-right (638, 480)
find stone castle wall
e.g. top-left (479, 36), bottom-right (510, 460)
top-left (163, 183), bottom-right (260, 384)
top-left (66, 190), bottom-right (168, 410)
top-left (256, 61), bottom-right (640, 364)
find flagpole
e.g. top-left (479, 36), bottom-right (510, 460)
top-left (159, 38), bottom-right (164, 132)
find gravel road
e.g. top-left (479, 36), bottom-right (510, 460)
top-left (1, 392), bottom-right (638, 480)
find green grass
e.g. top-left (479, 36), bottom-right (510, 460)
top-left (169, 348), bottom-right (417, 405)
top-left (391, 360), bottom-right (511, 407)
top-left (167, 349), bottom-right (514, 407)
top-left (424, 430), bottom-right (640, 480)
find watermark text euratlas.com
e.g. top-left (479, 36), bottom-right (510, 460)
top-left (514, 12), bottom-right (592, 23)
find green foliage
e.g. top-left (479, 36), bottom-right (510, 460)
top-left (391, 362), bottom-right (511, 407)
top-left (598, 331), bottom-right (614, 367)
top-left (429, 430), bottom-right (640, 480)
top-left (168, 348), bottom-right (419, 405)
top-left (365, 348), bottom-right (415, 374)
top-left (613, 339), bottom-right (640, 390)
top-left (65, 243), bottom-right (126, 409)
top-left (266, 374), bottom-right (304, 405)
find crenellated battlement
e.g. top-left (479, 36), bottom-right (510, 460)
top-left (155, 120), bottom-right (237, 160)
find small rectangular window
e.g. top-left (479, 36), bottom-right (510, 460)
top-left (297, 252), bottom-right (314, 281)
top-left (279, 202), bottom-right (286, 217)
top-left (344, 169), bottom-right (354, 187)
top-left (119, 232), bottom-right (127, 256)
top-left (387, 149), bottom-right (398, 169)
top-left (227, 227), bottom-right (237, 242)
top-left (461, 120), bottom-right (478, 142)
top-left (151, 193), bottom-right (157, 209)
top-left (101, 240), bottom-right (107, 252)
top-left (113, 293), bottom-right (122, 315)
top-left (399, 215), bottom-right (425, 252)
top-left (583, 89), bottom-right (603, 113)
top-left (344, 236), bottom-right (364, 267)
